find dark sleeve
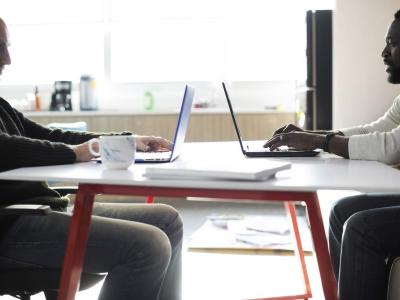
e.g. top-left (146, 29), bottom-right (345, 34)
top-left (15, 109), bottom-right (99, 145)
top-left (0, 132), bottom-right (76, 171)
top-left (15, 110), bottom-right (133, 144)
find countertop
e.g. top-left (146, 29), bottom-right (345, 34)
top-left (24, 108), bottom-right (294, 117)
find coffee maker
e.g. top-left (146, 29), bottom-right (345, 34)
top-left (50, 81), bottom-right (72, 111)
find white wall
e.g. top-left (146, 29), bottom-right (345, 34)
top-left (333, 0), bottom-right (400, 128)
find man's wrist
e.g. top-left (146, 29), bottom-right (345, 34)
top-left (68, 145), bottom-right (79, 162)
top-left (312, 134), bottom-right (327, 150)
top-left (323, 132), bottom-right (339, 152)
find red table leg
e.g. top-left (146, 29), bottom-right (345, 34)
top-left (304, 192), bottom-right (338, 300)
top-left (55, 185), bottom-right (337, 300)
top-left (58, 184), bottom-right (95, 300)
top-left (247, 202), bottom-right (313, 300)
top-left (285, 202), bottom-right (312, 298)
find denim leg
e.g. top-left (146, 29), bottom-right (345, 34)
top-left (328, 194), bottom-right (400, 300)
top-left (0, 202), bottom-right (183, 300)
top-left (329, 193), bottom-right (400, 280)
top-left (90, 203), bottom-right (183, 300)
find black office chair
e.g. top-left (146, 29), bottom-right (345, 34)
top-left (0, 187), bottom-right (105, 300)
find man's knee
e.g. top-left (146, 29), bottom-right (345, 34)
top-left (342, 211), bottom-right (369, 244)
top-left (157, 204), bottom-right (183, 233)
top-left (135, 226), bottom-right (172, 269)
top-left (329, 194), bottom-right (369, 226)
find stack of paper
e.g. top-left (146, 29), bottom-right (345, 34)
top-left (144, 160), bottom-right (291, 181)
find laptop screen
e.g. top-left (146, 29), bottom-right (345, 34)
top-left (170, 85), bottom-right (195, 161)
top-left (222, 82), bottom-right (247, 154)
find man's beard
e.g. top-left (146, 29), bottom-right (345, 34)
top-left (388, 67), bottom-right (400, 84)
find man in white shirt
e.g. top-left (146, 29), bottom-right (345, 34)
top-left (264, 10), bottom-right (400, 164)
top-left (266, 9), bottom-right (400, 300)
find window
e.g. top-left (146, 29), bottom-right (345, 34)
top-left (0, 0), bottom-right (334, 85)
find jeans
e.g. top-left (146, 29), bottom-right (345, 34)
top-left (329, 193), bottom-right (400, 300)
top-left (0, 202), bottom-right (183, 300)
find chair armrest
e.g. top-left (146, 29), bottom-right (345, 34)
top-left (0, 204), bottom-right (51, 216)
top-left (52, 186), bottom-right (78, 196)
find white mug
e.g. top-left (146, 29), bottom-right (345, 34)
top-left (88, 135), bottom-right (136, 169)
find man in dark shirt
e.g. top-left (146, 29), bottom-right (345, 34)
top-left (0, 18), bottom-right (183, 300)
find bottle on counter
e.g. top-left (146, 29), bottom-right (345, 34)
top-left (34, 86), bottom-right (41, 111)
top-left (143, 90), bottom-right (155, 111)
top-left (80, 75), bottom-right (98, 111)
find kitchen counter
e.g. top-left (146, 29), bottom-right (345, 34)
top-left (23, 107), bottom-right (293, 117)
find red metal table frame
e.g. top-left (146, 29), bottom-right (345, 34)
top-left (57, 183), bottom-right (337, 300)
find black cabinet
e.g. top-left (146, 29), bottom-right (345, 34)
top-left (306, 10), bottom-right (332, 130)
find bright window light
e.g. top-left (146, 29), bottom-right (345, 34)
top-left (1, 0), bottom-right (103, 24)
top-left (0, 0), bottom-right (334, 85)
top-left (3, 24), bottom-right (104, 85)
top-left (110, 19), bottom-right (225, 82)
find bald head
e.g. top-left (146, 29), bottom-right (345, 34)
top-left (0, 18), bottom-right (11, 77)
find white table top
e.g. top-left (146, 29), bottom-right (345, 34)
top-left (1, 141), bottom-right (400, 193)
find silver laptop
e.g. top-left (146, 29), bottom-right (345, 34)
top-left (96, 85), bottom-right (194, 163)
top-left (135, 85), bottom-right (195, 162)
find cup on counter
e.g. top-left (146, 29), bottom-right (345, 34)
top-left (88, 136), bottom-right (136, 169)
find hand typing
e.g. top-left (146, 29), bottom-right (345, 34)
top-left (135, 135), bottom-right (173, 152)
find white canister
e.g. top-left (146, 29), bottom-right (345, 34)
top-left (79, 75), bottom-right (98, 111)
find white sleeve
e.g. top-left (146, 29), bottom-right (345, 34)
top-left (340, 95), bottom-right (400, 136)
top-left (348, 125), bottom-right (400, 164)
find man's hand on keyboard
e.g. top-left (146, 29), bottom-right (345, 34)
top-left (136, 135), bottom-right (173, 152)
top-left (272, 123), bottom-right (304, 136)
top-left (264, 132), bottom-right (325, 151)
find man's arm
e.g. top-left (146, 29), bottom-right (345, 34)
top-left (264, 131), bottom-right (349, 158)
top-left (18, 112), bottom-right (102, 145)
top-left (0, 133), bottom-right (76, 171)
top-left (269, 96), bottom-right (400, 147)
top-left (344, 127), bottom-right (400, 165)
top-left (340, 96), bottom-right (400, 136)
top-left (271, 123), bottom-right (342, 137)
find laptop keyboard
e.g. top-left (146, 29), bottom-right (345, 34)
top-left (136, 151), bottom-right (172, 160)
top-left (249, 146), bottom-right (306, 152)
top-left (249, 146), bottom-right (290, 152)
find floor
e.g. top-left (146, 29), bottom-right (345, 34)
top-left (1, 190), bottom-right (359, 300)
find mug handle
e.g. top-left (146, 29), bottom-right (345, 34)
top-left (88, 138), bottom-right (100, 156)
